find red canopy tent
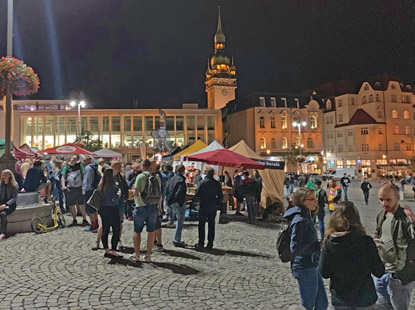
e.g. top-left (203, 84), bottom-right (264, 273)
top-left (19, 143), bottom-right (37, 156)
top-left (184, 148), bottom-right (265, 169)
top-left (38, 143), bottom-right (95, 155)
top-left (13, 145), bottom-right (36, 159)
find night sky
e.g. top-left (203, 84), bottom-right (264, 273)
top-left (1, 1), bottom-right (415, 108)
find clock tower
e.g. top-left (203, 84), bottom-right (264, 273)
top-left (205, 8), bottom-right (237, 110)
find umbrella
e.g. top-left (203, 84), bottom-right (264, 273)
top-left (19, 143), bottom-right (37, 156)
top-left (37, 143), bottom-right (95, 155)
top-left (13, 145), bottom-right (36, 159)
top-left (94, 148), bottom-right (122, 158)
top-left (184, 148), bottom-right (265, 169)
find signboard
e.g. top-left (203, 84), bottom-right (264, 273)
top-left (251, 159), bottom-right (285, 170)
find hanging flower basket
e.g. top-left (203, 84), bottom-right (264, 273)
top-left (296, 155), bottom-right (305, 163)
top-left (0, 56), bottom-right (40, 98)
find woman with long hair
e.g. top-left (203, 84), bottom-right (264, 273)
top-left (0, 169), bottom-right (19, 240)
top-left (284, 187), bottom-right (328, 310)
top-left (98, 168), bottom-right (122, 259)
top-left (319, 201), bottom-right (384, 309)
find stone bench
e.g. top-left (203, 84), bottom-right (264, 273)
top-left (6, 192), bottom-right (53, 234)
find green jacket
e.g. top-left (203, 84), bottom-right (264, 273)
top-left (375, 206), bottom-right (415, 284)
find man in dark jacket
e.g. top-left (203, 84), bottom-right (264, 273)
top-left (166, 164), bottom-right (187, 247)
top-left (23, 160), bottom-right (51, 194)
top-left (361, 178), bottom-right (372, 205)
top-left (194, 168), bottom-right (223, 250)
top-left (340, 173), bottom-right (351, 201)
top-left (112, 161), bottom-right (129, 249)
top-left (374, 183), bottom-right (415, 310)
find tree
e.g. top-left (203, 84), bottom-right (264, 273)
top-left (75, 130), bottom-right (102, 152)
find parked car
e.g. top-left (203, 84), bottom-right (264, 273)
top-left (322, 168), bottom-right (356, 180)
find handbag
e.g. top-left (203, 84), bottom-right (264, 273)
top-left (87, 189), bottom-right (102, 210)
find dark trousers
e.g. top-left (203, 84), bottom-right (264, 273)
top-left (363, 191), bottom-right (369, 204)
top-left (99, 206), bottom-right (120, 251)
top-left (198, 208), bottom-right (216, 246)
top-left (0, 211), bottom-right (7, 235)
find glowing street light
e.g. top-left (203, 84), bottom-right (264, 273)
top-left (70, 99), bottom-right (86, 138)
top-left (292, 121), bottom-right (306, 157)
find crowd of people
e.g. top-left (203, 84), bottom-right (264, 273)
top-left (0, 156), bottom-right (265, 262)
top-left (285, 176), bottom-right (415, 310)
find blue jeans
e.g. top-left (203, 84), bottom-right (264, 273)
top-left (172, 202), bottom-right (186, 243)
top-left (292, 267), bottom-right (328, 310)
top-left (343, 186), bottom-right (348, 200)
top-left (374, 273), bottom-right (415, 310)
top-left (166, 199), bottom-right (176, 224)
top-left (133, 205), bottom-right (158, 233)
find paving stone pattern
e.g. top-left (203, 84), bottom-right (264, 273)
top-left (1, 180), bottom-right (415, 309)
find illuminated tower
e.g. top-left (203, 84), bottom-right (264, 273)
top-left (205, 7), bottom-right (237, 110)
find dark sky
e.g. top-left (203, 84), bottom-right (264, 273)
top-left (1, 0), bottom-right (415, 108)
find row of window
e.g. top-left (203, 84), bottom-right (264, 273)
top-left (328, 142), bottom-right (412, 153)
top-left (327, 110), bottom-right (414, 126)
top-left (335, 94), bottom-right (411, 108)
top-left (327, 125), bottom-right (413, 139)
top-left (260, 137), bottom-right (314, 149)
top-left (258, 115), bottom-right (318, 129)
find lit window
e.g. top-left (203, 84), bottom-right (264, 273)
top-left (310, 116), bottom-right (317, 128)
top-left (405, 126), bottom-right (410, 135)
top-left (361, 127), bottom-right (368, 135)
top-left (259, 116), bottom-right (265, 128)
top-left (260, 137), bottom-right (266, 149)
top-left (282, 137), bottom-right (288, 149)
top-left (404, 111), bottom-right (410, 119)
top-left (392, 110), bottom-right (398, 119)
top-left (393, 125), bottom-right (399, 134)
top-left (281, 115), bottom-right (287, 129)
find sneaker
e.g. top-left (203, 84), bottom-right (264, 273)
top-left (69, 220), bottom-right (78, 227)
top-left (84, 226), bottom-right (94, 232)
top-left (153, 244), bottom-right (164, 252)
top-left (81, 220), bottom-right (90, 226)
top-left (0, 234), bottom-right (5, 241)
top-left (166, 223), bottom-right (176, 228)
top-left (173, 241), bottom-right (186, 248)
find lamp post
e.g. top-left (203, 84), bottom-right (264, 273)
top-left (293, 121), bottom-right (306, 157)
top-left (70, 100), bottom-right (86, 139)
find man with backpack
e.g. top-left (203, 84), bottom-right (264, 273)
top-left (166, 164), bottom-right (187, 248)
top-left (131, 159), bottom-right (161, 262)
top-left (62, 155), bottom-right (89, 227)
top-left (82, 156), bottom-right (101, 232)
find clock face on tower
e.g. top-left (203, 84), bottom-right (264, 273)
top-left (222, 89), bottom-right (228, 96)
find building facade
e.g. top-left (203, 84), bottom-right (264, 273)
top-left (0, 100), bottom-right (222, 161)
top-left (223, 93), bottom-right (325, 173)
top-left (322, 79), bottom-right (415, 177)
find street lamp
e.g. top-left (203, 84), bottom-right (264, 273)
top-left (292, 121), bottom-right (306, 157)
top-left (70, 100), bottom-right (86, 138)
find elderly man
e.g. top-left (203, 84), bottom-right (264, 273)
top-left (374, 183), bottom-right (415, 310)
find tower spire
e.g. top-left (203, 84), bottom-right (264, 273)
top-left (214, 6), bottom-right (226, 50)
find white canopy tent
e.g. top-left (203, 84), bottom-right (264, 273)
top-left (94, 148), bottom-right (122, 159)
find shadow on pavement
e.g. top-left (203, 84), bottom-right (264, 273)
top-left (150, 262), bottom-right (199, 275)
top-left (108, 257), bottom-right (142, 268)
top-left (161, 249), bottom-right (201, 260)
top-left (190, 246), bottom-right (269, 258)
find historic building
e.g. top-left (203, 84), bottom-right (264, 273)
top-left (222, 93), bottom-right (325, 173)
top-left (205, 9), bottom-right (237, 111)
top-left (322, 77), bottom-right (415, 177)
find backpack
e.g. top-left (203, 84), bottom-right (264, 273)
top-left (141, 172), bottom-right (161, 205)
top-left (66, 163), bottom-right (83, 188)
top-left (276, 222), bottom-right (295, 263)
top-left (92, 165), bottom-right (101, 189)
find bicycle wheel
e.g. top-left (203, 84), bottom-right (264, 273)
top-left (31, 218), bottom-right (44, 234)
top-left (57, 212), bottom-right (66, 228)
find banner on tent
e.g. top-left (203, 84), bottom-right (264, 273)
top-left (251, 159), bottom-right (285, 170)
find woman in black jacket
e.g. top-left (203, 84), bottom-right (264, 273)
top-left (319, 201), bottom-right (385, 309)
top-left (0, 169), bottom-right (19, 240)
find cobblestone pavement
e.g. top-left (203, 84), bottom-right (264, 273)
top-left (1, 180), bottom-right (415, 310)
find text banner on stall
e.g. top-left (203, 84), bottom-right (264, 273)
top-left (251, 159), bottom-right (285, 170)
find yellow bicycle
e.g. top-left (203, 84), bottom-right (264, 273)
top-left (31, 196), bottom-right (66, 233)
